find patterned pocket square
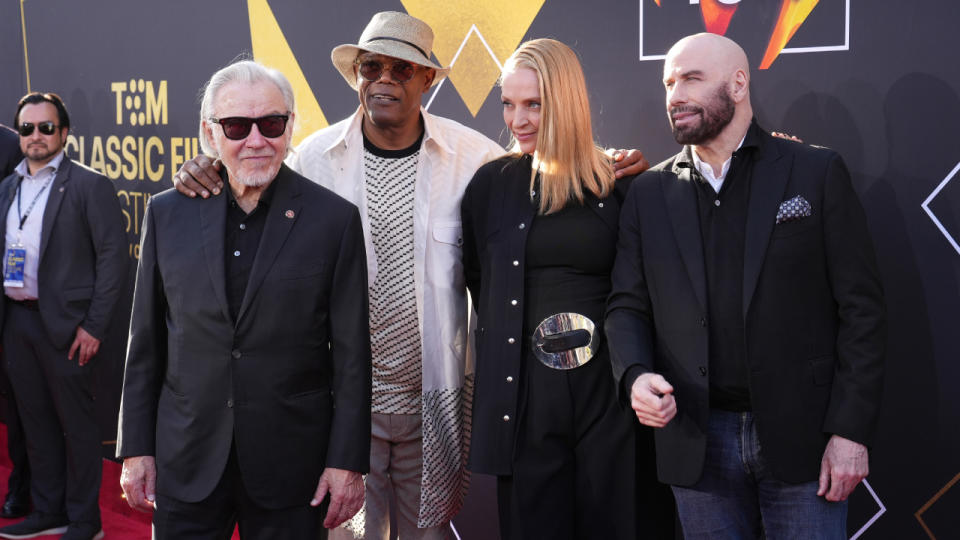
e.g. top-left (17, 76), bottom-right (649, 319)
top-left (776, 195), bottom-right (812, 224)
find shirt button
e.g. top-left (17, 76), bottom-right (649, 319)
top-left (518, 223), bottom-right (525, 229)
top-left (507, 338), bottom-right (515, 344)
top-left (233, 250), bottom-right (240, 257)
top-left (698, 366), bottom-right (707, 376)
top-left (503, 415), bottom-right (511, 422)
top-left (227, 399), bottom-right (234, 408)
top-left (232, 350), bottom-right (241, 359)
top-left (239, 223), bottom-right (246, 230)
top-left (598, 202), bottom-right (604, 208)
top-left (510, 299), bottom-right (517, 306)
top-left (506, 376), bottom-right (514, 383)
top-left (714, 200), bottom-right (721, 207)
top-left (512, 260), bottom-right (519, 266)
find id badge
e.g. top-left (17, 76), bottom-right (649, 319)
top-left (3, 245), bottom-right (26, 288)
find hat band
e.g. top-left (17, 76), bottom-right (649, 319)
top-left (363, 36), bottom-right (430, 60)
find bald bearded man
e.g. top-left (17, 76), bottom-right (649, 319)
top-left (605, 33), bottom-right (885, 538)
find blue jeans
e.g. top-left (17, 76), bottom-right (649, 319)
top-left (671, 410), bottom-right (846, 540)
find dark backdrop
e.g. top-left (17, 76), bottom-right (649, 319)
top-left (1, 1), bottom-right (957, 538)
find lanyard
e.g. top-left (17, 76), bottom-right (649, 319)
top-left (16, 174), bottom-right (55, 231)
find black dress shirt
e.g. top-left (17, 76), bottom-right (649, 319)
top-left (224, 178), bottom-right (277, 321)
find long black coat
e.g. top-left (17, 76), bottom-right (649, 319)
top-left (461, 154), bottom-right (631, 475)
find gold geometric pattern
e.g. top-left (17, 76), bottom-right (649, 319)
top-left (401, 0), bottom-right (546, 116)
top-left (247, 0), bottom-right (328, 146)
top-left (915, 471), bottom-right (960, 539)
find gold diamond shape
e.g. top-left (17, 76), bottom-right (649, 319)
top-left (401, 0), bottom-right (546, 116)
top-left (448, 35), bottom-right (502, 116)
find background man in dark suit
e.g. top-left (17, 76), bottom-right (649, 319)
top-left (117, 60), bottom-right (372, 539)
top-left (0, 123), bottom-right (30, 520)
top-left (606, 33), bottom-right (886, 538)
top-left (0, 93), bottom-right (128, 540)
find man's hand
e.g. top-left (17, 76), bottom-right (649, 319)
top-left (771, 131), bottom-right (803, 143)
top-left (68, 327), bottom-right (100, 366)
top-left (817, 435), bottom-right (869, 502)
top-left (173, 154), bottom-right (223, 198)
top-left (630, 372), bottom-right (677, 427)
top-left (608, 148), bottom-right (651, 178)
top-left (120, 455), bottom-right (157, 513)
top-left (312, 467), bottom-right (364, 529)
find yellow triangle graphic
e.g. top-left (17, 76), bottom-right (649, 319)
top-left (248, 0), bottom-right (327, 145)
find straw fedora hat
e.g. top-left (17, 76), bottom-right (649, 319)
top-left (331, 11), bottom-right (450, 90)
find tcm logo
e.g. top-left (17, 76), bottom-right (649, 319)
top-left (640, 0), bottom-right (849, 69)
top-left (110, 79), bottom-right (168, 126)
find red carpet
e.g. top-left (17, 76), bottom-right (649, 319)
top-left (0, 423), bottom-right (152, 538)
top-left (0, 423), bottom-right (245, 539)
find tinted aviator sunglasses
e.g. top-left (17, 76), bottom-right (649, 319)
top-left (355, 58), bottom-right (418, 83)
top-left (19, 121), bottom-right (59, 137)
top-left (209, 114), bottom-right (289, 140)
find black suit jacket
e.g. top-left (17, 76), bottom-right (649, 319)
top-left (117, 164), bottom-right (372, 508)
top-left (605, 128), bottom-right (885, 486)
top-left (461, 154), bottom-right (632, 474)
top-left (0, 158), bottom-right (128, 350)
top-left (0, 124), bottom-right (22, 178)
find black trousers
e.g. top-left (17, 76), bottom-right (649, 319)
top-left (496, 349), bottom-right (640, 540)
top-left (2, 302), bottom-right (101, 526)
top-left (0, 358), bottom-right (31, 502)
top-left (153, 444), bottom-right (329, 540)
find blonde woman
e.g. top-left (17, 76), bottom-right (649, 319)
top-left (462, 39), bottom-right (672, 539)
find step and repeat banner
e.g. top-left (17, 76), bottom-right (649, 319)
top-left (1, 1), bottom-right (958, 538)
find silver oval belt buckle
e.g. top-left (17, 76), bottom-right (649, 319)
top-left (531, 313), bottom-right (598, 370)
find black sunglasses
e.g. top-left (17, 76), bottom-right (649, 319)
top-left (209, 114), bottom-right (289, 140)
top-left (19, 121), bottom-right (59, 137)
top-left (355, 58), bottom-right (419, 83)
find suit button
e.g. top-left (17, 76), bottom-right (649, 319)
top-left (503, 415), bottom-right (511, 422)
top-left (506, 376), bottom-right (514, 383)
top-left (507, 338), bottom-right (515, 344)
top-left (598, 202), bottom-right (604, 208)
top-left (510, 299), bottom-right (517, 306)
top-left (232, 350), bottom-right (241, 359)
top-left (512, 260), bottom-right (519, 266)
top-left (227, 399), bottom-right (234, 408)
top-left (518, 223), bottom-right (525, 229)
top-left (698, 317), bottom-right (706, 327)
top-left (698, 366), bottom-right (707, 376)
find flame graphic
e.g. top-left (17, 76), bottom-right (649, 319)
top-left (700, 0), bottom-right (739, 35)
top-left (760, 0), bottom-right (820, 69)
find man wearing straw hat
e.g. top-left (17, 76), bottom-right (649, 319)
top-left (175, 11), bottom-right (648, 538)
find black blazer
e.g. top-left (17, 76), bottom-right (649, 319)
top-left (461, 154), bottom-right (631, 475)
top-left (0, 124), bottom-right (21, 178)
top-left (605, 128), bottom-right (885, 486)
top-left (0, 158), bottom-right (128, 349)
top-left (117, 164), bottom-right (372, 508)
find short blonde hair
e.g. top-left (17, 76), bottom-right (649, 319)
top-left (502, 39), bottom-right (614, 214)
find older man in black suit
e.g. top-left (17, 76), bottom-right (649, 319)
top-left (117, 60), bottom-right (372, 539)
top-left (0, 94), bottom-right (128, 540)
top-left (606, 33), bottom-right (885, 538)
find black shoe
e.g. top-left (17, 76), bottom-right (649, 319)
top-left (0, 512), bottom-right (69, 539)
top-left (61, 522), bottom-right (104, 540)
top-left (0, 495), bottom-right (29, 520)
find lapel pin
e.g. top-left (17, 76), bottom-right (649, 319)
top-left (285, 210), bottom-right (295, 219)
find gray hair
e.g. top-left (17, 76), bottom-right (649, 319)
top-left (198, 60), bottom-right (296, 157)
